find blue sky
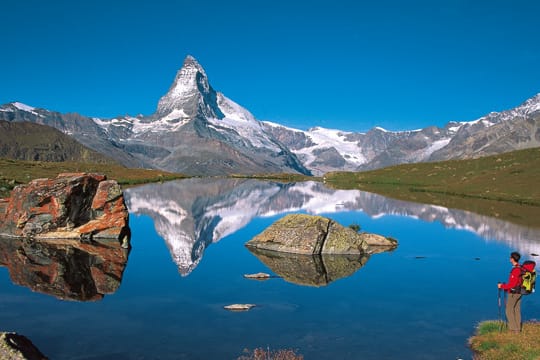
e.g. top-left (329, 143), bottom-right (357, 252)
top-left (1, 0), bottom-right (539, 132)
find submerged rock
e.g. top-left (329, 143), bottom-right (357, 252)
top-left (245, 214), bottom-right (397, 255)
top-left (0, 173), bottom-right (130, 243)
top-left (0, 332), bottom-right (48, 360)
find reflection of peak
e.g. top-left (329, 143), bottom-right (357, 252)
top-left (124, 178), bottom-right (540, 276)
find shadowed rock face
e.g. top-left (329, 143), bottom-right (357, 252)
top-left (0, 236), bottom-right (129, 301)
top-left (246, 247), bottom-right (397, 287)
top-left (245, 214), bottom-right (397, 255)
top-left (0, 173), bottom-right (129, 243)
top-left (0, 332), bottom-right (48, 360)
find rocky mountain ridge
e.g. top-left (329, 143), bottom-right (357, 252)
top-left (1, 56), bottom-right (538, 175)
top-left (263, 93), bottom-right (540, 174)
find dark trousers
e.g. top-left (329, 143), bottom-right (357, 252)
top-left (506, 292), bottom-right (522, 331)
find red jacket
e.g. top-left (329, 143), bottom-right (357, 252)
top-left (500, 265), bottom-right (522, 293)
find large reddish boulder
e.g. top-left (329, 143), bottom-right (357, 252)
top-left (0, 173), bottom-right (129, 244)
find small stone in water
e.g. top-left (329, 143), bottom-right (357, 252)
top-left (224, 304), bottom-right (256, 311)
top-left (244, 272), bottom-right (271, 279)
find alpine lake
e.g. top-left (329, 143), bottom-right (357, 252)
top-left (1, 178), bottom-right (540, 360)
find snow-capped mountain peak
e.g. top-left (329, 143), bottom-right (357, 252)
top-left (155, 55), bottom-right (218, 119)
top-left (0, 102), bottom-right (46, 118)
top-left (520, 93), bottom-right (540, 114)
top-left (462, 92), bottom-right (540, 128)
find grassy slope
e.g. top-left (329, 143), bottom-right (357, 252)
top-left (469, 321), bottom-right (540, 360)
top-left (0, 158), bottom-right (186, 198)
top-left (0, 120), bottom-right (117, 164)
top-left (324, 147), bottom-right (540, 228)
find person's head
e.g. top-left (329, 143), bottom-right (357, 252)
top-left (510, 251), bottom-right (521, 264)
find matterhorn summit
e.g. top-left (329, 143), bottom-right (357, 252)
top-left (154, 55), bottom-right (261, 126)
top-left (155, 55), bottom-right (224, 120)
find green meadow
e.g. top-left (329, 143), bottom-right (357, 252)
top-left (323, 147), bottom-right (540, 228)
top-left (0, 158), bottom-right (186, 198)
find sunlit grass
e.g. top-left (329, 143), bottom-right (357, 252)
top-left (469, 321), bottom-right (540, 360)
top-left (324, 147), bottom-right (540, 228)
top-left (0, 158), bottom-right (187, 198)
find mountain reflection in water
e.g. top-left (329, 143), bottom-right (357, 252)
top-left (0, 237), bottom-right (129, 301)
top-left (124, 178), bottom-right (540, 276)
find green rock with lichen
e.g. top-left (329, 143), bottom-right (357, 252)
top-left (246, 214), bottom-right (397, 255)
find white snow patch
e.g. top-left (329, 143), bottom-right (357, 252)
top-left (162, 108), bottom-right (189, 122)
top-left (92, 117), bottom-right (111, 128)
top-left (262, 121), bottom-right (306, 133)
top-left (131, 115), bottom-right (188, 134)
top-left (7, 102), bottom-right (44, 117)
top-left (296, 127), bottom-right (367, 167)
top-left (13, 102), bottom-right (35, 112)
top-left (405, 138), bottom-right (452, 162)
top-left (448, 125), bottom-right (462, 133)
top-left (423, 138), bottom-right (451, 154)
top-left (203, 93), bottom-right (281, 150)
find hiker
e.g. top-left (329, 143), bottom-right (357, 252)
top-left (498, 251), bottom-right (522, 332)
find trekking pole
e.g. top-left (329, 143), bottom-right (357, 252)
top-left (497, 288), bottom-right (503, 332)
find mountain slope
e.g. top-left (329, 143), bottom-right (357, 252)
top-left (93, 56), bottom-right (310, 175)
top-left (0, 55), bottom-right (538, 175)
top-left (0, 57), bottom-right (310, 176)
top-left (263, 94), bottom-right (540, 174)
top-left (0, 102), bottom-right (146, 168)
top-left (0, 120), bottom-right (117, 163)
top-left (429, 94), bottom-right (540, 160)
top-left (262, 121), bottom-right (461, 174)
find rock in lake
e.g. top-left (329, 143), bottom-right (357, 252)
top-left (224, 304), bottom-right (256, 311)
top-left (0, 332), bottom-right (48, 360)
top-left (245, 214), bottom-right (397, 255)
top-left (243, 272), bottom-right (271, 280)
top-left (0, 173), bottom-right (130, 244)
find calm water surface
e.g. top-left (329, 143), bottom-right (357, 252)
top-left (1, 179), bottom-right (540, 360)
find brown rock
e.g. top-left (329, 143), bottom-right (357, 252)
top-left (0, 173), bottom-right (129, 243)
top-left (243, 272), bottom-right (271, 280)
top-left (245, 214), bottom-right (397, 255)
